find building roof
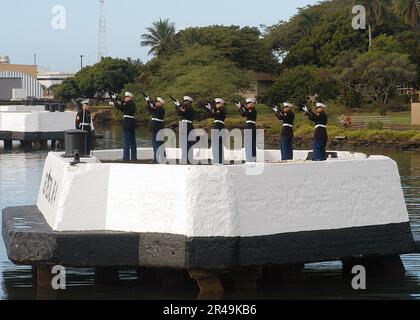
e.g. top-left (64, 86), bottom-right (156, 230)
top-left (0, 64), bottom-right (37, 78)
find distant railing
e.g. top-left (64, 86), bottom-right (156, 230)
top-left (338, 115), bottom-right (392, 129)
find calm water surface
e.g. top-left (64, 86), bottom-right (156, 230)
top-left (0, 124), bottom-right (419, 300)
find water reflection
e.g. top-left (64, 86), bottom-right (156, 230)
top-left (0, 125), bottom-right (420, 299)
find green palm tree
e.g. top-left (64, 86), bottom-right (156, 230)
top-left (357, 0), bottom-right (390, 49)
top-left (180, 28), bottom-right (207, 46)
top-left (393, 0), bottom-right (420, 29)
top-left (299, 12), bottom-right (319, 36)
top-left (140, 19), bottom-right (176, 59)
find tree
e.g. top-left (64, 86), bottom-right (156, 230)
top-left (266, 66), bottom-right (338, 105)
top-left (299, 11), bottom-right (320, 36)
top-left (73, 66), bottom-right (96, 99)
top-left (172, 26), bottom-right (278, 72)
top-left (116, 45), bottom-right (251, 122)
top-left (359, 0), bottom-right (390, 31)
top-left (393, 0), bottom-right (420, 29)
top-left (91, 57), bottom-right (138, 99)
top-left (371, 34), bottom-right (404, 53)
top-left (396, 31), bottom-right (420, 84)
top-left (53, 58), bottom-right (140, 101)
top-left (53, 77), bottom-right (80, 102)
top-left (358, 0), bottom-right (391, 49)
top-left (149, 45), bottom-right (251, 102)
top-left (338, 52), bottom-right (417, 114)
top-left (140, 19), bottom-right (176, 59)
top-left (179, 28), bottom-right (208, 46)
top-left (266, 1), bottom-right (368, 68)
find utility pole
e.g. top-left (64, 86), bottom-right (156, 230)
top-left (98, 0), bottom-right (107, 61)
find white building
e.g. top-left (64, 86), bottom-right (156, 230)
top-left (37, 71), bottom-right (75, 89)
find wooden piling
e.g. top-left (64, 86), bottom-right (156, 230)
top-left (95, 267), bottom-right (120, 285)
top-left (189, 270), bottom-right (224, 299)
top-left (3, 140), bottom-right (12, 150)
top-left (19, 140), bottom-right (33, 150)
top-left (260, 264), bottom-right (305, 287)
top-left (231, 268), bottom-right (262, 294)
top-left (136, 267), bottom-right (161, 286)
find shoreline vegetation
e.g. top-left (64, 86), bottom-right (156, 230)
top-left (91, 105), bottom-right (420, 151)
top-left (54, 0), bottom-right (420, 154)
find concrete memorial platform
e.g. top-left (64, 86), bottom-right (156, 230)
top-left (0, 106), bottom-right (76, 149)
top-left (2, 148), bottom-right (417, 294)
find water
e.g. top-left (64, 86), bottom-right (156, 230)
top-left (1, 124), bottom-right (420, 299)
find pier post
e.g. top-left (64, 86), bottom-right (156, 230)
top-left (94, 267), bottom-right (120, 284)
top-left (260, 263), bottom-right (305, 287)
top-left (36, 265), bottom-right (57, 300)
top-left (33, 140), bottom-right (48, 151)
top-left (51, 140), bottom-right (57, 150)
top-left (342, 255), bottom-right (406, 279)
top-left (136, 267), bottom-right (161, 286)
top-left (189, 270), bottom-right (224, 299)
top-left (37, 265), bottom-right (54, 287)
top-left (4, 140), bottom-right (13, 150)
top-left (39, 140), bottom-right (48, 150)
top-left (160, 268), bottom-right (191, 291)
top-left (19, 140), bottom-right (33, 150)
top-left (33, 141), bottom-right (48, 151)
top-left (57, 139), bottom-right (65, 151)
top-left (231, 268), bottom-right (262, 294)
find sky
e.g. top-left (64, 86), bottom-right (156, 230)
top-left (0, 0), bottom-right (320, 73)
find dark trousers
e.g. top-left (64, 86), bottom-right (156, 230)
top-left (281, 136), bottom-right (293, 161)
top-left (152, 130), bottom-right (165, 164)
top-left (245, 126), bottom-right (257, 162)
top-left (313, 139), bottom-right (327, 161)
top-left (211, 129), bottom-right (225, 164)
top-left (180, 123), bottom-right (193, 164)
top-left (86, 131), bottom-right (93, 155)
top-left (123, 129), bottom-right (137, 161)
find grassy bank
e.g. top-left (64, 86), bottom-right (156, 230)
top-left (93, 104), bottom-right (420, 149)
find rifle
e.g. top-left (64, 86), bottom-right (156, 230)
top-left (108, 91), bottom-right (122, 108)
top-left (71, 98), bottom-right (82, 110)
top-left (265, 103), bottom-right (278, 109)
top-left (169, 96), bottom-right (181, 110)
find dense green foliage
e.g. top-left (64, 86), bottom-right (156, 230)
top-left (54, 0), bottom-right (420, 118)
top-left (54, 57), bottom-right (141, 102)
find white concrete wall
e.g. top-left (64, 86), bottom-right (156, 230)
top-left (37, 151), bottom-right (408, 237)
top-left (92, 148), bottom-right (367, 163)
top-left (0, 111), bottom-right (76, 132)
top-left (0, 105), bottom-right (46, 113)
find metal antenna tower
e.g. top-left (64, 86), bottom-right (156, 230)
top-left (98, 0), bottom-right (107, 61)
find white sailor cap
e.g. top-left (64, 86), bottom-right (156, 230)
top-left (215, 98), bottom-right (225, 104)
top-left (245, 98), bottom-right (256, 104)
top-left (183, 96), bottom-right (194, 102)
top-left (316, 102), bottom-right (327, 109)
top-left (81, 99), bottom-right (91, 105)
top-left (156, 97), bottom-right (165, 105)
top-left (283, 102), bottom-right (294, 108)
top-left (125, 92), bottom-right (135, 98)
